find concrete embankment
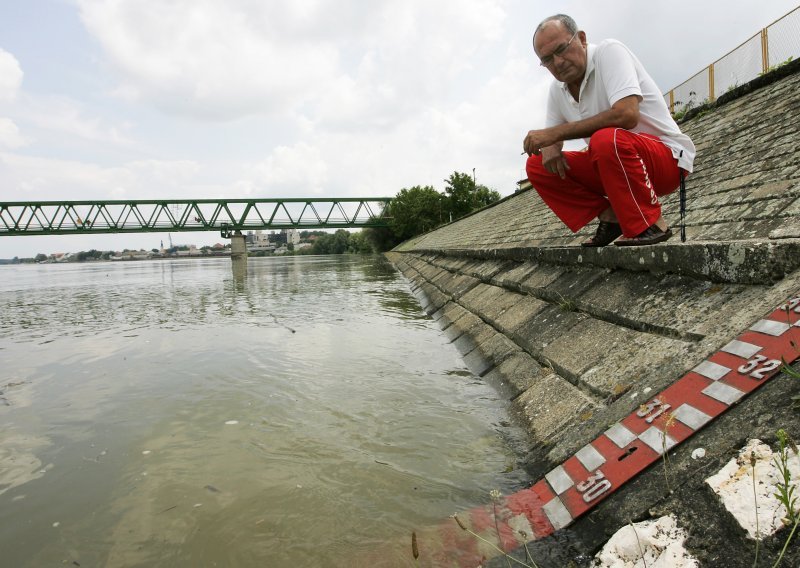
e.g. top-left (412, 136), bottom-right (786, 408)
top-left (387, 60), bottom-right (800, 566)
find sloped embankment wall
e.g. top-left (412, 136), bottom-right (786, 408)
top-left (385, 62), bottom-right (800, 565)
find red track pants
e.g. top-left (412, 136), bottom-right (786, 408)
top-left (526, 128), bottom-right (682, 237)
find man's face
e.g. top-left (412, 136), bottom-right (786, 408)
top-left (534, 23), bottom-right (587, 86)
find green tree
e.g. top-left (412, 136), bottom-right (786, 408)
top-left (443, 171), bottom-right (501, 221)
top-left (388, 185), bottom-right (444, 242)
top-left (35, 253), bottom-right (47, 262)
top-left (311, 233), bottom-right (336, 254)
top-left (347, 231), bottom-right (373, 254)
top-left (362, 225), bottom-right (400, 253)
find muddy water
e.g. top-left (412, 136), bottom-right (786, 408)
top-left (0, 256), bottom-right (529, 567)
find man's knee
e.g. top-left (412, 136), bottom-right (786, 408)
top-left (525, 153), bottom-right (547, 181)
top-left (588, 127), bottom-right (623, 155)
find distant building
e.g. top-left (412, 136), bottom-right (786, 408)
top-left (245, 229), bottom-right (299, 252)
top-left (284, 228), bottom-right (300, 246)
top-left (246, 231), bottom-right (275, 253)
top-left (175, 245), bottom-right (200, 257)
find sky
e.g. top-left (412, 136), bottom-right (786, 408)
top-left (1, 0), bottom-right (798, 258)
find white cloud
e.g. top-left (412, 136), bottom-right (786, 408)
top-left (76, 0), bottom-right (508, 123)
top-left (0, 48), bottom-right (23, 103)
top-left (22, 95), bottom-right (133, 146)
top-left (0, 118), bottom-right (28, 149)
top-left (250, 143), bottom-right (329, 196)
top-left (77, 0), bottom-right (343, 120)
top-left (0, 152), bottom-right (205, 201)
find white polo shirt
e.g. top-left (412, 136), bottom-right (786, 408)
top-left (545, 40), bottom-right (695, 172)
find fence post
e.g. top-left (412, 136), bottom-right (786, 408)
top-left (708, 63), bottom-right (715, 102)
top-left (761, 28), bottom-right (770, 73)
top-left (669, 90), bottom-right (674, 113)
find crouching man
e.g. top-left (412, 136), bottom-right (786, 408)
top-left (523, 14), bottom-right (695, 246)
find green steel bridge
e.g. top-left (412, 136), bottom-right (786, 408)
top-left (0, 198), bottom-right (392, 238)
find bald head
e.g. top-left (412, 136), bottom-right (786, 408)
top-left (532, 14), bottom-right (578, 50)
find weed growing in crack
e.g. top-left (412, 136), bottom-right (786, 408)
top-left (654, 407), bottom-right (676, 494)
top-left (751, 450), bottom-right (760, 568)
top-left (771, 429), bottom-right (799, 568)
top-left (629, 520), bottom-right (648, 568)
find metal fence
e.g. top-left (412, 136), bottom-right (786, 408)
top-left (665, 5), bottom-right (800, 113)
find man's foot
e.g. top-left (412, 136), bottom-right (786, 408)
top-left (614, 224), bottom-right (673, 246)
top-left (581, 221), bottom-right (622, 247)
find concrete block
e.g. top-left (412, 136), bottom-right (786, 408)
top-left (473, 332), bottom-right (521, 366)
top-left (418, 282), bottom-right (449, 314)
top-left (512, 373), bottom-right (597, 444)
top-left (490, 261), bottom-right (539, 289)
top-left (452, 320), bottom-right (495, 355)
top-left (542, 319), bottom-right (636, 394)
top-left (575, 270), bottom-right (724, 338)
top-left (434, 302), bottom-right (468, 330)
top-left (577, 332), bottom-right (694, 399)
top-left (459, 284), bottom-right (521, 321)
top-left (443, 311), bottom-right (482, 343)
top-left (463, 347), bottom-right (496, 377)
top-left (511, 305), bottom-right (585, 355)
top-left (448, 274), bottom-right (482, 299)
top-left (483, 352), bottom-right (544, 397)
top-left (466, 260), bottom-right (510, 280)
top-left (517, 263), bottom-right (566, 291)
top-left (493, 295), bottom-right (549, 335)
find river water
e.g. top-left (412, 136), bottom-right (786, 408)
top-left (0, 255), bottom-right (529, 567)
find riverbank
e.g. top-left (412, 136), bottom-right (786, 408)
top-left (387, 59), bottom-right (800, 566)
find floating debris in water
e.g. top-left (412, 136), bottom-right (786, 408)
top-left (193, 503), bottom-right (203, 508)
top-left (691, 448), bottom-right (706, 459)
top-left (224, 420), bottom-right (239, 425)
top-left (142, 450), bottom-right (151, 455)
top-left (52, 522), bottom-right (60, 528)
top-left (204, 484), bottom-right (221, 493)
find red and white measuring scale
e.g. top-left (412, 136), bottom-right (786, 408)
top-left (428, 293), bottom-right (800, 566)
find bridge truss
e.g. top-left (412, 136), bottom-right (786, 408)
top-left (0, 198), bottom-right (393, 237)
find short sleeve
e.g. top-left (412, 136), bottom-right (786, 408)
top-left (596, 41), bottom-right (642, 106)
top-left (544, 82), bottom-right (566, 128)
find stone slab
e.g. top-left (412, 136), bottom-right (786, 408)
top-left (433, 302), bottom-right (468, 330)
top-left (458, 283), bottom-right (523, 323)
top-left (452, 320), bottom-right (496, 356)
top-left (493, 295), bottom-right (550, 336)
top-left (404, 240), bottom-right (800, 284)
top-left (512, 373), bottom-right (598, 444)
top-left (442, 311), bottom-right (482, 343)
top-left (509, 304), bottom-right (585, 355)
top-left (541, 319), bottom-right (637, 397)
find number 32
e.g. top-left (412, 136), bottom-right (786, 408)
top-left (738, 355), bottom-right (781, 379)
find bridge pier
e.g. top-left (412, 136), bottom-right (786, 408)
top-left (230, 230), bottom-right (247, 278)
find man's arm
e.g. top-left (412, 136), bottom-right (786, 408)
top-left (523, 94), bottom-right (641, 156)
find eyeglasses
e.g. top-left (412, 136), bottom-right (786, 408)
top-left (539, 31), bottom-right (578, 67)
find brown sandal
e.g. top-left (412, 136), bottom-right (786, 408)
top-left (581, 221), bottom-right (622, 247)
top-left (614, 225), bottom-right (673, 246)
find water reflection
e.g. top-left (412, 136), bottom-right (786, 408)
top-left (0, 256), bottom-right (529, 567)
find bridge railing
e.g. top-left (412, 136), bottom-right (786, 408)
top-left (0, 198), bottom-right (393, 237)
top-left (664, 5), bottom-right (800, 114)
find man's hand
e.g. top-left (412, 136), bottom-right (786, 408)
top-left (523, 128), bottom-right (558, 156)
top-left (541, 145), bottom-right (570, 179)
